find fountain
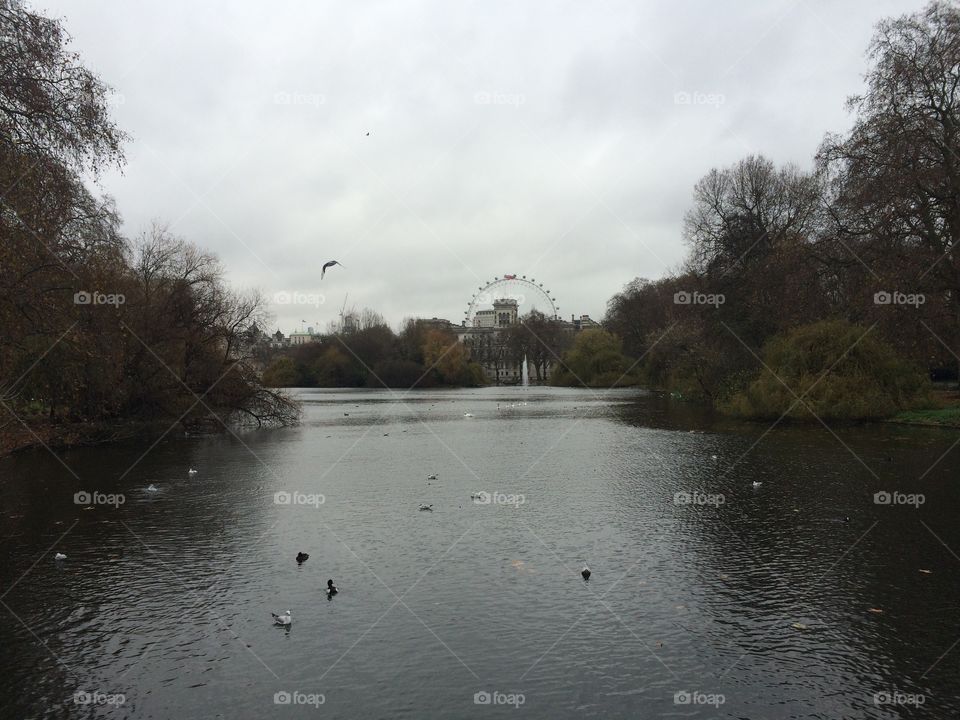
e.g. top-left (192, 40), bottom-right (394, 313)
top-left (521, 355), bottom-right (529, 387)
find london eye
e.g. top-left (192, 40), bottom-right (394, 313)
top-left (464, 275), bottom-right (559, 325)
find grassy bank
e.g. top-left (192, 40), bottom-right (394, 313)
top-left (888, 392), bottom-right (960, 427)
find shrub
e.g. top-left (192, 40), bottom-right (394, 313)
top-left (725, 319), bottom-right (929, 420)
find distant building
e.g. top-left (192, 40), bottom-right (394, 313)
top-left (569, 314), bottom-right (599, 331)
top-left (455, 301), bottom-right (600, 385)
top-left (288, 329), bottom-right (319, 346)
top-left (270, 329), bottom-right (287, 348)
top-left (420, 317), bottom-right (457, 333)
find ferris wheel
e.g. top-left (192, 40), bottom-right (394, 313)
top-left (465, 274), bottom-right (559, 324)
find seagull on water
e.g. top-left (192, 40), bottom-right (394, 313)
top-left (427, 474), bottom-right (437, 480)
top-left (272, 610), bottom-right (292, 626)
top-left (752, 481), bottom-right (762, 488)
top-left (188, 468), bottom-right (198, 475)
top-left (147, 484), bottom-right (159, 492)
top-left (419, 503), bottom-right (433, 512)
top-left (54, 552), bottom-right (67, 561)
top-left (321, 260), bottom-right (344, 279)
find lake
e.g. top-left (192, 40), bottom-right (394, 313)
top-left (1, 387), bottom-right (959, 718)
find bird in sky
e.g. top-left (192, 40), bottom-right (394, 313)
top-left (321, 260), bottom-right (343, 279)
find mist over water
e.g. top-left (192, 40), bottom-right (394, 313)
top-left (2, 387), bottom-right (959, 718)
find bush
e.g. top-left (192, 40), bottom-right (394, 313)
top-left (725, 319), bottom-right (929, 420)
top-left (552, 329), bottom-right (635, 387)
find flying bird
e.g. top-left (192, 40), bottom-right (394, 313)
top-left (321, 260), bottom-right (343, 279)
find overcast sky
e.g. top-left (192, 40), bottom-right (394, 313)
top-left (42, 0), bottom-right (922, 332)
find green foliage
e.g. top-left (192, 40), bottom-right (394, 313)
top-left (262, 357), bottom-right (298, 387)
top-left (725, 320), bottom-right (930, 420)
top-left (552, 329), bottom-right (635, 387)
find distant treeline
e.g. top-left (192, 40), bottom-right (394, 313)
top-left (261, 318), bottom-right (486, 389)
top-left (603, 1), bottom-right (960, 419)
top-left (260, 313), bottom-right (641, 390)
top-left (0, 1), bottom-right (297, 454)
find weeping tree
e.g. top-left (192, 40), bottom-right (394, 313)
top-left (818, 0), bottom-right (960, 383)
top-left (1, 0), bottom-right (298, 451)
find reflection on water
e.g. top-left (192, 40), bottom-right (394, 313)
top-left (1, 387), bottom-right (959, 718)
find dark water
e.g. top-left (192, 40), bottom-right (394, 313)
top-left (2, 387), bottom-right (959, 719)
